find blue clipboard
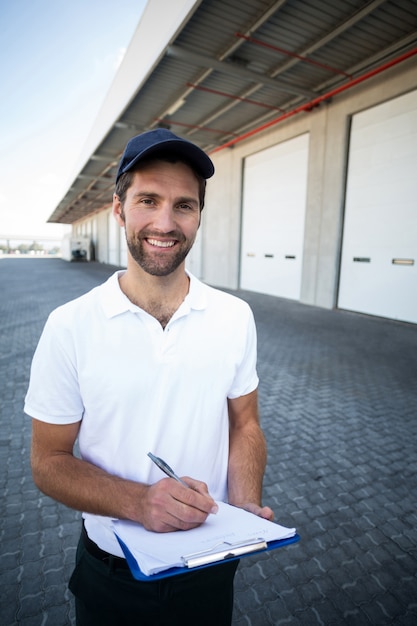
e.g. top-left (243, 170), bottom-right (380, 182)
top-left (115, 532), bottom-right (300, 581)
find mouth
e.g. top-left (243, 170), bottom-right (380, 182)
top-left (146, 238), bottom-right (176, 248)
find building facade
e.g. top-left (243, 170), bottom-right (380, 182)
top-left (53, 0), bottom-right (417, 323)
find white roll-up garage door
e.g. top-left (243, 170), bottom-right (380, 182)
top-left (240, 133), bottom-right (309, 300)
top-left (338, 90), bottom-right (417, 324)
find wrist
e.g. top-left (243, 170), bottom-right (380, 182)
top-left (117, 480), bottom-right (149, 523)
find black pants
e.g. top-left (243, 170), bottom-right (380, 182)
top-left (69, 532), bottom-right (239, 626)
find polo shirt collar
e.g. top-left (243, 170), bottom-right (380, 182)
top-left (184, 269), bottom-right (207, 311)
top-left (99, 270), bottom-right (207, 319)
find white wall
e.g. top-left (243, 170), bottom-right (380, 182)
top-left (108, 211), bottom-right (119, 266)
top-left (202, 148), bottom-right (242, 286)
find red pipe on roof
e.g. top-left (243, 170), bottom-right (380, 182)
top-left (210, 47), bottom-right (417, 154)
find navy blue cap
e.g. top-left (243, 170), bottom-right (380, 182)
top-left (115, 129), bottom-right (215, 183)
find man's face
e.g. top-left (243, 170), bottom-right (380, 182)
top-left (114, 160), bottom-right (201, 277)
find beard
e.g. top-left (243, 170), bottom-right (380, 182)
top-left (125, 229), bottom-right (196, 276)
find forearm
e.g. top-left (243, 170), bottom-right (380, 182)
top-left (30, 418), bottom-right (217, 531)
top-left (227, 419), bottom-right (267, 507)
top-left (31, 449), bottom-right (146, 522)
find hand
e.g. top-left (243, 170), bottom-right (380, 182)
top-left (238, 502), bottom-right (275, 521)
top-left (139, 477), bottom-right (218, 532)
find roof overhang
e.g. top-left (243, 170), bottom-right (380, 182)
top-left (49, 0), bottom-right (417, 224)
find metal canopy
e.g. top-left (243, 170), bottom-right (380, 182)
top-left (49, 0), bottom-right (417, 224)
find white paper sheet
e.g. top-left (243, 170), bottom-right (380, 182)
top-left (113, 502), bottom-right (296, 575)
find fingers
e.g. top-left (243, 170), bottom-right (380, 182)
top-left (181, 476), bottom-right (209, 494)
top-left (258, 505), bottom-right (275, 521)
top-left (141, 478), bottom-right (217, 532)
top-left (238, 502), bottom-right (275, 521)
top-left (171, 481), bottom-right (218, 525)
top-left (181, 477), bottom-right (219, 514)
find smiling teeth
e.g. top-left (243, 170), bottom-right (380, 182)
top-left (148, 238), bottom-right (175, 248)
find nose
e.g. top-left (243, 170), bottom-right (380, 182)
top-left (152, 204), bottom-right (177, 232)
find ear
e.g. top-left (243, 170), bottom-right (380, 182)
top-left (112, 194), bottom-right (125, 226)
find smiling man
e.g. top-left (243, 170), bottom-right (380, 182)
top-left (116, 160), bottom-right (200, 276)
top-left (25, 129), bottom-right (273, 626)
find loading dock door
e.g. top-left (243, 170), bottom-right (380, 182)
top-left (338, 90), bottom-right (417, 324)
top-left (240, 134), bottom-right (309, 299)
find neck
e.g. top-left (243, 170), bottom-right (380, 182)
top-left (119, 263), bottom-right (190, 328)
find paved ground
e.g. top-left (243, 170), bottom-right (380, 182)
top-left (1, 257), bottom-right (416, 625)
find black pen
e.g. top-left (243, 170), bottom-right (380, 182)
top-left (148, 452), bottom-right (189, 488)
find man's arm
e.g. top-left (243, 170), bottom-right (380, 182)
top-left (30, 418), bottom-right (217, 532)
top-left (227, 389), bottom-right (274, 520)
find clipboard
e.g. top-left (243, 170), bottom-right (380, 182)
top-left (115, 532), bottom-right (300, 581)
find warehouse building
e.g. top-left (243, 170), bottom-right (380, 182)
top-left (49, 0), bottom-right (417, 323)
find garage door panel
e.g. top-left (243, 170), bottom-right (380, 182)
top-left (344, 200), bottom-right (416, 245)
top-left (338, 90), bottom-right (417, 324)
top-left (240, 133), bottom-right (309, 300)
top-left (339, 256), bottom-right (416, 322)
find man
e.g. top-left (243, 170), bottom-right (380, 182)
top-left (25, 129), bottom-right (273, 625)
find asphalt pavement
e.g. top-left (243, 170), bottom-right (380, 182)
top-left (1, 257), bottom-right (416, 625)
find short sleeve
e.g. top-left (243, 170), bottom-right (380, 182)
top-left (24, 312), bottom-right (84, 424)
top-left (227, 305), bottom-right (259, 399)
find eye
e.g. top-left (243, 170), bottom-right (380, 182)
top-left (177, 202), bottom-right (198, 213)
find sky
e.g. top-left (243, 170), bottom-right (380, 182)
top-left (0, 0), bottom-right (147, 242)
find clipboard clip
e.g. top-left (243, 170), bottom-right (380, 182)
top-left (182, 538), bottom-right (268, 568)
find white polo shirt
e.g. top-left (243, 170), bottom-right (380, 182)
top-left (25, 270), bottom-right (258, 555)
